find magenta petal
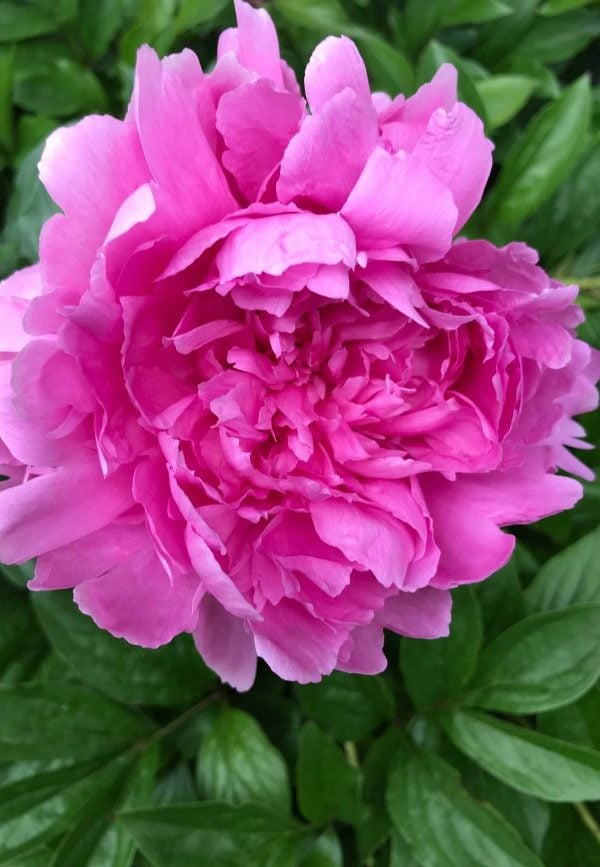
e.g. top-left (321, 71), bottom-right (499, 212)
top-left (337, 624), bottom-right (387, 675)
top-left (194, 594), bottom-right (257, 691)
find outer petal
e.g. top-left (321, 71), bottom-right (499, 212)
top-left (412, 102), bottom-right (493, 231)
top-left (0, 265), bottom-right (42, 352)
top-left (0, 456), bottom-right (134, 563)
top-left (305, 35), bottom-right (371, 112)
top-left (341, 147), bottom-right (457, 262)
top-left (221, 0), bottom-right (284, 87)
top-left (376, 587), bottom-right (452, 638)
top-left (194, 594), bottom-right (257, 691)
top-left (185, 524), bottom-right (257, 619)
top-left (278, 87), bottom-right (378, 211)
top-left (251, 599), bottom-right (346, 683)
top-left (132, 46), bottom-right (235, 231)
top-left (337, 623), bottom-right (387, 675)
top-left (73, 529), bottom-right (199, 648)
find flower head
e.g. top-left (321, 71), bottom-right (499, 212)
top-left (0, 0), bottom-right (597, 687)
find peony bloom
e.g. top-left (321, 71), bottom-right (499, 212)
top-left (0, 0), bottom-right (597, 688)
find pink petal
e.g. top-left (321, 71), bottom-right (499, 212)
top-left (278, 87), bottom-right (378, 211)
top-left (377, 586), bottom-right (452, 638)
top-left (185, 524), bottom-right (257, 619)
top-left (412, 102), bottom-right (493, 231)
top-left (341, 147), bottom-right (457, 262)
top-left (73, 530), bottom-right (199, 648)
top-left (337, 623), bottom-right (387, 675)
top-left (0, 265), bottom-right (42, 352)
top-left (305, 36), bottom-right (371, 112)
top-left (226, 0), bottom-right (284, 87)
top-left (0, 455), bottom-right (134, 564)
top-left (194, 594), bottom-right (257, 691)
top-left (217, 78), bottom-right (303, 202)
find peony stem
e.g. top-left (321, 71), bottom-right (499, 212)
top-left (574, 801), bottom-right (600, 847)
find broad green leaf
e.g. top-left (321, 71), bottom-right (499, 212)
top-left (476, 75), bottom-right (536, 128)
top-left (0, 47), bottom-right (14, 155)
top-left (401, 587), bottom-right (482, 709)
top-left (298, 828), bottom-right (343, 867)
top-left (119, 802), bottom-right (306, 867)
top-left (476, 558), bottom-right (526, 643)
top-left (468, 603), bottom-right (600, 713)
top-left (296, 672), bottom-right (394, 741)
top-left (356, 807), bottom-right (391, 864)
top-left (14, 57), bottom-right (107, 117)
top-left (540, 0), bottom-right (596, 13)
top-left (0, 3), bottom-right (58, 41)
top-left (461, 762), bottom-right (550, 852)
top-left (442, 709), bottom-right (600, 802)
top-left (2, 141), bottom-right (57, 265)
top-left (0, 582), bottom-right (47, 682)
top-left (33, 591), bottom-right (216, 706)
top-left (474, 0), bottom-right (539, 67)
top-left (196, 707), bottom-right (290, 812)
top-left (403, 0), bottom-right (441, 55)
top-left (156, 761), bottom-right (198, 805)
top-left (363, 727), bottom-right (405, 808)
top-left (485, 75), bottom-right (591, 228)
top-left (389, 829), bottom-right (421, 867)
top-left (0, 682), bottom-right (149, 761)
top-left (47, 746), bottom-right (158, 867)
top-left (274, 0), bottom-right (348, 33)
top-left (537, 687), bottom-right (600, 750)
top-left (77, 0), bottom-right (126, 61)
top-left (174, 0), bottom-right (230, 33)
top-left (386, 744), bottom-right (543, 866)
top-left (508, 10), bottom-right (600, 65)
top-left (296, 722), bottom-right (363, 826)
top-left (541, 805), bottom-right (600, 866)
top-left (16, 116), bottom-right (57, 162)
top-left (525, 527), bottom-right (600, 612)
top-left (0, 754), bottom-right (138, 862)
top-left (441, 0), bottom-right (511, 26)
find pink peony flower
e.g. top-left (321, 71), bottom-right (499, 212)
top-left (0, 0), bottom-right (597, 688)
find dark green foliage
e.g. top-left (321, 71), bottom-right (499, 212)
top-left (0, 1), bottom-right (599, 864)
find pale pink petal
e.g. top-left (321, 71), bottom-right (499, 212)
top-left (412, 102), bottom-right (493, 231)
top-left (185, 525), bottom-right (257, 619)
top-left (305, 36), bottom-right (371, 112)
top-left (194, 594), bottom-right (257, 691)
top-left (278, 87), bottom-right (378, 211)
top-left (377, 586), bottom-right (452, 638)
top-left (229, 0), bottom-right (284, 87)
top-left (0, 266), bottom-right (42, 352)
top-left (337, 624), bottom-right (387, 675)
top-left (341, 147), bottom-right (457, 262)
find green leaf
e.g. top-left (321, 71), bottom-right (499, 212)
top-left (298, 828), bottom-right (343, 867)
top-left (76, 0), bottom-right (126, 62)
top-left (362, 727), bottom-right (405, 808)
top-left (508, 10), bottom-right (600, 65)
top-left (476, 558), bottom-right (527, 643)
top-left (401, 587), bottom-right (482, 710)
top-left (47, 746), bottom-right (158, 867)
top-left (541, 804), bottom-right (600, 867)
top-left (389, 829), bottom-right (422, 867)
top-left (119, 802), bottom-right (306, 867)
top-left (442, 709), bottom-right (600, 802)
top-left (468, 603), bottom-right (600, 714)
top-left (538, 687), bottom-right (600, 750)
top-left (296, 672), bottom-right (394, 741)
top-left (173, 0), bottom-right (230, 33)
top-left (474, 0), bottom-right (539, 67)
top-left (0, 752), bottom-right (147, 862)
top-left (525, 527), bottom-right (600, 612)
top-left (386, 743), bottom-right (543, 866)
top-left (296, 722), bottom-right (363, 826)
top-left (0, 47), bottom-right (14, 155)
top-left (0, 582), bottom-right (47, 682)
top-left (485, 75), bottom-right (591, 228)
top-left (14, 57), bottom-right (107, 118)
top-left (0, 2), bottom-right (58, 42)
top-left (274, 0), bottom-right (348, 33)
top-left (540, 0), bottom-right (596, 13)
top-left (0, 681), bottom-right (149, 762)
top-left (33, 591), bottom-right (216, 706)
top-left (196, 706), bottom-right (290, 812)
top-left (403, 0), bottom-right (441, 56)
top-left (2, 140), bottom-right (57, 265)
top-left (476, 75), bottom-right (536, 128)
top-left (441, 0), bottom-right (511, 26)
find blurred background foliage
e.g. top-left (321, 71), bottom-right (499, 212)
top-left (0, 1), bottom-right (599, 865)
